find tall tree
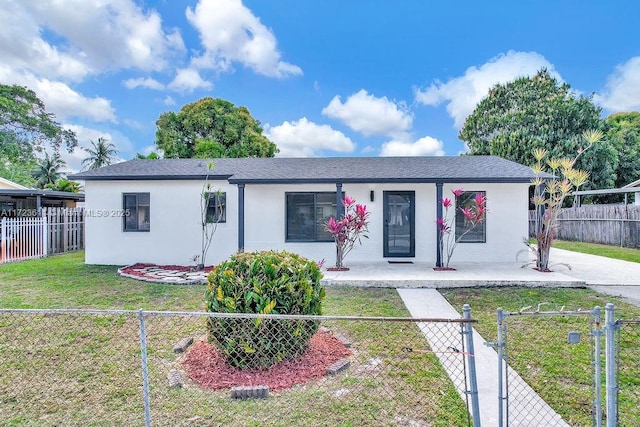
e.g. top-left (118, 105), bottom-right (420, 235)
top-left (82, 137), bottom-right (118, 170)
top-left (0, 84), bottom-right (77, 154)
top-left (33, 152), bottom-right (65, 188)
top-left (605, 112), bottom-right (640, 188)
top-left (459, 70), bottom-right (617, 191)
top-left (155, 97), bottom-right (277, 158)
top-left (0, 131), bottom-right (37, 187)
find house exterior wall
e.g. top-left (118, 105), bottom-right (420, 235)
top-left (84, 180), bottom-right (238, 265)
top-left (84, 179), bottom-right (529, 266)
top-left (441, 183), bottom-right (530, 264)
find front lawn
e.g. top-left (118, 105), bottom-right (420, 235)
top-left (552, 239), bottom-right (640, 263)
top-left (0, 253), bottom-right (469, 426)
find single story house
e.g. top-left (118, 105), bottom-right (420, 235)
top-left (71, 156), bottom-right (536, 267)
top-left (0, 177), bottom-right (84, 217)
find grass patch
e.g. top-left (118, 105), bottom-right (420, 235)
top-left (442, 287), bottom-right (640, 426)
top-left (0, 253), bottom-right (470, 426)
top-left (552, 240), bottom-right (640, 263)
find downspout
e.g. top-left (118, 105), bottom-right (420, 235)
top-left (237, 183), bottom-right (245, 252)
top-left (436, 182), bottom-right (443, 267)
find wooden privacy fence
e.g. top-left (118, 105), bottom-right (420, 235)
top-left (529, 205), bottom-right (640, 248)
top-left (43, 208), bottom-right (84, 255)
top-left (0, 217), bottom-right (48, 263)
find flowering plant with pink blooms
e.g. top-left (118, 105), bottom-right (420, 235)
top-left (438, 189), bottom-right (487, 268)
top-left (325, 195), bottom-right (370, 269)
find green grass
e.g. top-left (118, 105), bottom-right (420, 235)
top-left (0, 253), bottom-right (470, 426)
top-left (552, 239), bottom-right (640, 263)
top-left (441, 287), bottom-right (640, 427)
top-left (0, 252), bottom-right (205, 310)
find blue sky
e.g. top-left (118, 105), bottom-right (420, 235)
top-left (2, 0), bottom-right (640, 171)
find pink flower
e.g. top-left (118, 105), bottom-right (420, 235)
top-left (474, 192), bottom-right (487, 207)
top-left (461, 207), bottom-right (474, 221)
top-left (344, 195), bottom-right (355, 206)
top-left (441, 197), bottom-right (452, 208)
top-left (355, 204), bottom-right (367, 218)
top-left (437, 217), bottom-right (450, 233)
top-left (326, 217), bottom-right (344, 235)
top-left (452, 188), bottom-right (464, 198)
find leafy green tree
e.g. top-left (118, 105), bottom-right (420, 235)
top-left (605, 112), bottom-right (640, 188)
top-left (135, 152), bottom-right (160, 159)
top-left (0, 131), bottom-right (37, 187)
top-left (459, 70), bottom-right (617, 191)
top-left (155, 97), bottom-right (277, 158)
top-left (45, 179), bottom-right (82, 193)
top-left (82, 137), bottom-right (118, 170)
top-left (0, 84), bottom-right (77, 154)
top-left (33, 152), bottom-right (66, 188)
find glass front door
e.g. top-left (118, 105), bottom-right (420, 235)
top-left (383, 191), bottom-right (415, 257)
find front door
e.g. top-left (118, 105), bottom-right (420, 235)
top-left (383, 191), bottom-right (415, 257)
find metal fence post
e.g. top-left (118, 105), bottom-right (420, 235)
top-left (604, 303), bottom-right (616, 427)
top-left (496, 308), bottom-right (505, 427)
top-left (138, 309), bottom-right (152, 427)
top-left (462, 305), bottom-right (481, 427)
top-left (592, 306), bottom-right (602, 427)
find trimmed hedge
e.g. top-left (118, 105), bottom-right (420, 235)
top-left (205, 250), bottom-right (325, 368)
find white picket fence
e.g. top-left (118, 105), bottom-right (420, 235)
top-left (0, 217), bottom-right (48, 263)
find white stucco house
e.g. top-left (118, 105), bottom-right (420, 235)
top-left (71, 156), bottom-right (537, 267)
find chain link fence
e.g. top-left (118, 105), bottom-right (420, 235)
top-left (615, 318), bottom-right (640, 427)
top-left (0, 309), bottom-right (479, 426)
top-left (494, 306), bottom-right (602, 427)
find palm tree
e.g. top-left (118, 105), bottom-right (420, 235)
top-left (45, 179), bottom-right (82, 193)
top-left (33, 152), bottom-right (66, 188)
top-left (82, 137), bottom-right (118, 170)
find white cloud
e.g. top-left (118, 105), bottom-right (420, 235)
top-left (0, 67), bottom-right (116, 123)
top-left (415, 50), bottom-right (560, 128)
top-left (265, 117), bottom-right (355, 157)
top-left (595, 57), bottom-right (640, 111)
top-left (380, 136), bottom-right (445, 157)
top-left (185, 0), bottom-right (302, 78)
top-left (168, 68), bottom-right (213, 92)
top-left (322, 89), bottom-right (413, 137)
top-left (164, 95), bottom-right (177, 106)
top-left (0, 0), bottom-right (185, 80)
top-left (123, 77), bottom-right (164, 90)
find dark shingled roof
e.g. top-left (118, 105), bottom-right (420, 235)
top-left (70, 156), bottom-right (540, 184)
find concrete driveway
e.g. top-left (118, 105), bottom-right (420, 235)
top-left (548, 247), bottom-right (640, 306)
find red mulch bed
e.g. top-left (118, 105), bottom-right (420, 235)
top-left (120, 263), bottom-right (214, 277)
top-left (183, 330), bottom-right (352, 392)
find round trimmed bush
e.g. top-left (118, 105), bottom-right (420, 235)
top-left (205, 250), bottom-right (325, 368)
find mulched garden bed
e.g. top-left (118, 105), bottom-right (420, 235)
top-left (183, 330), bottom-right (352, 392)
top-left (120, 263), bottom-right (214, 276)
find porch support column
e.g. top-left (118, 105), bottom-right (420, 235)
top-left (436, 182), bottom-right (443, 267)
top-left (336, 183), bottom-right (343, 217)
top-left (237, 183), bottom-right (245, 252)
top-left (36, 194), bottom-right (42, 217)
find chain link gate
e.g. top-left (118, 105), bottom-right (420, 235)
top-left (0, 308), bottom-right (480, 426)
top-left (614, 317), bottom-right (640, 426)
top-left (492, 306), bottom-right (603, 427)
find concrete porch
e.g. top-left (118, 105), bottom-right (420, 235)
top-left (320, 260), bottom-right (586, 288)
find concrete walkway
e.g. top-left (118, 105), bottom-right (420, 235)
top-left (397, 289), bottom-right (568, 427)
